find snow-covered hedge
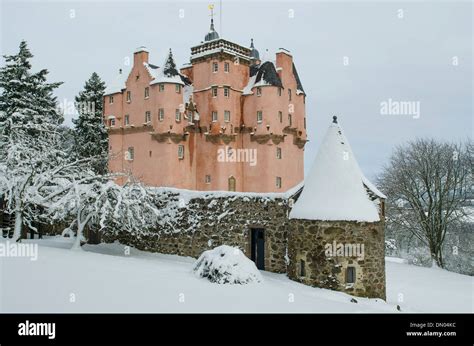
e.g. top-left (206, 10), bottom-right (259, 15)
top-left (193, 245), bottom-right (263, 284)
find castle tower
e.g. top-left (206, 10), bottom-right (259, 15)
top-left (287, 117), bottom-right (386, 299)
top-left (103, 14), bottom-right (307, 192)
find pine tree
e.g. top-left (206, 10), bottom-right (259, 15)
top-left (72, 72), bottom-right (108, 174)
top-left (0, 41), bottom-right (66, 240)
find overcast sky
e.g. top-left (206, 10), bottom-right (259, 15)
top-left (1, 0), bottom-right (472, 180)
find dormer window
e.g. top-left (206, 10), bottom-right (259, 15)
top-left (175, 84), bottom-right (181, 93)
top-left (144, 87), bottom-right (149, 99)
top-left (224, 62), bottom-right (230, 73)
top-left (159, 84), bottom-right (164, 92)
top-left (212, 87), bottom-right (218, 98)
top-left (109, 95), bottom-right (114, 104)
top-left (256, 87), bottom-right (262, 96)
top-left (126, 91), bottom-right (131, 102)
top-left (212, 62), bottom-right (218, 73)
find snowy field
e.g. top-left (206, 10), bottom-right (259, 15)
top-left (0, 237), bottom-right (472, 313)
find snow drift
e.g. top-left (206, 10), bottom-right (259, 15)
top-left (193, 245), bottom-right (263, 284)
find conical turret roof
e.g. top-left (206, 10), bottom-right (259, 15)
top-left (290, 117), bottom-right (382, 222)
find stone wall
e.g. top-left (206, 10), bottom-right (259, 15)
top-left (287, 219), bottom-right (386, 299)
top-left (103, 191), bottom-right (291, 273)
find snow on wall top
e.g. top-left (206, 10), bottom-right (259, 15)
top-left (290, 117), bottom-right (381, 222)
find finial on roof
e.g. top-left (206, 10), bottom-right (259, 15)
top-left (250, 38), bottom-right (254, 48)
top-left (250, 38), bottom-right (260, 61)
top-left (332, 116), bottom-right (338, 124)
top-left (204, 5), bottom-right (220, 42)
top-left (119, 68), bottom-right (122, 74)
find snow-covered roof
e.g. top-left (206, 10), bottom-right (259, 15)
top-left (104, 69), bottom-right (130, 95)
top-left (243, 60), bottom-right (283, 95)
top-left (150, 49), bottom-right (186, 86)
top-left (290, 117), bottom-right (382, 222)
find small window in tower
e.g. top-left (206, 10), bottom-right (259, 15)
top-left (224, 62), bottom-right (230, 73)
top-left (212, 87), bottom-right (218, 98)
top-left (256, 87), bottom-right (262, 96)
top-left (109, 118), bottom-right (116, 127)
top-left (276, 147), bottom-right (282, 159)
top-left (175, 84), bottom-right (181, 93)
top-left (224, 110), bottom-right (230, 123)
top-left (212, 61), bottom-right (218, 73)
top-left (257, 111), bottom-right (263, 123)
top-left (276, 176), bottom-right (282, 189)
top-left (278, 111), bottom-right (283, 123)
top-left (124, 114), bottom-right (130, 126)
top-left (175, 109), bottom-right (181, 122)
top-left (205, 175), bottom-right (211, 184)
top-left (188, 111), bottom-right (193, 122)
top-left (288, 88), bottom-right (292, 101)
top-left (224, 87), bottom-right (230, 98)
top-left (145, 111), bottom-right (151, 123)
top-left (212, 111), bottom-right (218, 122)
top-left (278, 88), bottom-right (282, 97)
top-left (159, 108), bottom-right (164, 121)
top-left (126, 91), bottom-right (131, 102)
top-left (304, 117), bottom-right (306, 129)
top-left (149, 150), bottom-right (152, 157)
top-left (159, 84), bottom-right (165, 92)
top-left (109, 95), bottom-right (114, 104)
top-left (346, 267), bottom-right (356, 284)
top-left (178, 145), bottom-right (184, 159)
top-left (144, 87), bottom-right (149, 99)
top-left (300, 259), bottom-right (306, 277)
top-left (288, 114), bottom-right (292, 127)
top-left (127, 147), bottom-right (134, 161)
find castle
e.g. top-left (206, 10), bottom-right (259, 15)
top-left (99, 18), bottom-right (386, 299)
top-left (103, 18), bottom-right (306, 192)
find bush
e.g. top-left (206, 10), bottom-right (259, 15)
top-left (193, 245), bottom-right (263, 284)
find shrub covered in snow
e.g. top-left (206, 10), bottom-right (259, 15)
top-left (193, 245), bottom-right (263, 284)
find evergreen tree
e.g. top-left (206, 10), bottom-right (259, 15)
top-left (0, 41), bottom-right (65, 240)
top-left (73, 72), bottom-right (108, 174)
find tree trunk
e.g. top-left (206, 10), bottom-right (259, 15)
top-left (12, 210), bottom-right (23, 242)
top-left (71, 221), bottom-right (83, 250)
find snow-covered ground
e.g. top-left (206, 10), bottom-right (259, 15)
top-left (0, 237), bottom-right (472, 313)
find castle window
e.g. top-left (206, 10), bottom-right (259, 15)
top-left (212, 62), bottom-right (218, 73)
top-left (224, 62), bottom-right (230, 73)
top-left (124, 114), bottom-right (130, 126)
top-left (300, 259), bottom-right (306, 277)
top-left (278, 111), bottom-right (283, 123)
top-left (228, 176), bottom-right (236, 192)
top-left (175, 109), bottom-right (181, 122)
top-left (212, 111), bottom-right (218, 122)
top-left (276, 147), bottom-right (282, 159)
top-left (346, 267), bottom-right (356, 284)
top-left (178, 145), bottom-right (184, 159)
top-left (145, 111), bottom-right (151, 123)
top-left (288, 114), bottom-right (292, 127)
top-left (276, 176), bottom-right (282, 189)
top-left (126, 91), bottom-right (131, 102)
top-left (205, 175), bottom-right (211, 184)
top-left (175, 84), bottom-right (181, 93)
top-left (304, 117), bottom-right (306, 129)
top-left (126, 147), bottom-right (134, 161)
top-left (224, 110), bottom-right (230, 123)
top-left (257, 111), bottom-right (263, 123)
top-left (212, 87), bottom-right (218, 98)
top-left (278, 88), bottom-right (282, 97)
top-left (288, 88), bottom-right (292, 101)
top-left (109, 118), bottom-right (115, 127)
top-left (256, 87), bottom-right (262, 96)
top-left (144, 87), bottom-right (149, 99)
top-left (149, 151), bottom-right (152, 157)
top-left (159, 84), bottom-right (164, 92)
top-left (224, 87), bottom-right (230, 98)
top-left (188, 111), bottom-right (193, 122)
top-left (159, 108), bottom-right (164, 121)
top-left (109, 95), bottom-right (114, 104)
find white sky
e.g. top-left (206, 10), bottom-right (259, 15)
top-left (1, 0), bottom-right (472, 179)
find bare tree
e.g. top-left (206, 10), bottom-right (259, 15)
top-left (378, 138), bottom-right (472, 268)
